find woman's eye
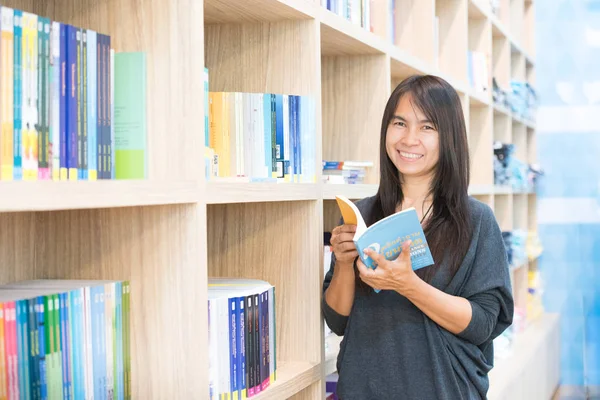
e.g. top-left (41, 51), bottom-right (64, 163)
top-left (394, 121), bottom-right (405, 127)
top-left (423, 125), bottom-right (434, 130)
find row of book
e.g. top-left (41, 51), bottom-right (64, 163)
top-left (493, 78), bottom-right (538, 123)
top-left (493, 141), bottom-right (543, 190)
top-left (208, 279), bottom-right (276, 400)
top-left (0, 279), bottom-right (131, 400)
top-left (0, 6), bottom-right (147, 181)
top-left (320, 0), bottom-right (372, 33)
top-left (204, 71), bottom-right (317, 183)
top-left (322, 161), bottom-right (374, 185)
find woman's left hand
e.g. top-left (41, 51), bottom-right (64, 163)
top-left (357, 240), bottom-right (418, 294)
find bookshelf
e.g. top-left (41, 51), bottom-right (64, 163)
top-left (0, 0), bottom-right (555, 399)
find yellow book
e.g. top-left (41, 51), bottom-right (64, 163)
top-left (0, 7), bottom-right (14, 181)
top-left (209, 92), bottom-right (231, 177)
top-left (22, 12), bottom-right (38, 181)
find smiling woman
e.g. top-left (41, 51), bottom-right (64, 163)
top-left (322, 75), bottom-right (514, 400)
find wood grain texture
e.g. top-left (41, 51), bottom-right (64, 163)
top-left (394, 0), bottom-right (435, 65)
top-left (0, 181), bottom-right (199, 212)
top-left (494, 109), bottom-right (512, 144)
top-left (493, 35), bottom-right (511, 88)
top-left (251, 362), bottom-right (321, 400)
top-left (34, 205), bottom-right (206, 398)
top-left (207, 201), bottom-right (322, 365)
top-left (319, 10), bottom-right (386, 56)
top-left (204, 0), bottom-right (317, 23)
top-left (206, 182), bottom-right (321, 204)
top-left (205, 20), bottom-right (319, 96)
top-left (0, 212), bottom-right (37, 284)
top-left (290, 380), bottom-right (324, 400)
top-left (494, 194), bottom-right (513, 231)
top-left (436, 0), bottom-right (468, 84)
top-left (4, 0), bottom-right (205, 181)
top-left (469, 105), bottom-right (493, 186)
top-left (321, 54), bottom-right (389, 184)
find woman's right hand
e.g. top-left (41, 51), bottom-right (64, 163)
top-left (330, 224), bottom-right (359, 268)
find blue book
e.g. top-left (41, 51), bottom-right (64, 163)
top-left (335, 195), bottom-right (434, 292)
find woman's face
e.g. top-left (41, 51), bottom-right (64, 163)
top-left (385, 93), bottom-right (440, 180)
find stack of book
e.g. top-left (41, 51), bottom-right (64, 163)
top-left (0, 6), bottom-right (147, 182)
top-left (0, 279), bottom-right (131, 399)
top-left (320, 0), bottom-right (372, 33)
top-left (208, 278), bottom-right (276, 399)
top-left (322, 161), bottom-right (373, 184)
top-left (204, 71), bottom-right (317, 184)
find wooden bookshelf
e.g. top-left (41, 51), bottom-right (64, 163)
top-left (0, 0), bottom-right (553, 399)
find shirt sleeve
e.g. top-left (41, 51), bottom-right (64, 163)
top-left (322, 249), bottom-right (350, 336)
top-left (456, 204), bottom-right (514, 346)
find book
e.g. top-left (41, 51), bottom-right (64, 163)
top-left (334, 195), bottom-right (434, 290)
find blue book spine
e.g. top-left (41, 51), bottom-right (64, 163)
top-left (39, 297), bottom-right (47, 400)
top-left (16, 300), bottom-right (24, 400)
top-left (50, 22), bottom-right (61, 181)
top-left (13, 10), bottom-right (22, 180)
top-left (96, 33), bottom-right (105, 179)
top-left (65, 25), bottom-right (78, 180)
top-left (288, 95), bottom-right (295, 182)
top-left (228, 298), bottom-right (238, 398)
top-left (237, 297), bottom-right (246, 399)
top-left (263, 95), bottom-right (272, 178)
top-left (91, 287), bottom-right (100, 400)
top-left (274, 94), bottom-right (283, 178)
top-left (87, 30), bottom-right (97, 180)
top-left (60, 293), bottom-right (69, 400)
top-left (59, 23), bottom-right (67, 180)
top-left (297, 96), bottom-right (302, 179)
top-left (116, 282), bottom-right (124, 400)
top-left (28, 299), bottom-right (39, 400)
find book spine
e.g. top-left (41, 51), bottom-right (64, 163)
top-left (253, 293), bottom-right (260, 395)
top-left (13, 10), bottom-right (22, 181)
top-left (76, 27), bottom-right (82, 180)
top-left (237, 298), bottom-right (246, 400)
top-left (38, 297), bottom-right (47, 400)
top-left (107, 40), bottom-right (113, 179)
top-left (96, 33), bottom-right (103, 179)
top-left (28, 299), bottom-right (39, 400)
top-left (270, 94), bottom-right (276, 178)
top-left (85, 30), bottom-right (96, 181)
top-left (38, 18), bottom-right (50, 180)
top-left (263, 94), bottom-right (271, 178)
top-left (1, 7), bottom-right (14, 181)
top-left (58, 23), bottom-right (67, 180)
top-left (50, 22), bottom-right (60, 181)
top-left (66, 25), bottom-right (78, 180)
top-left (24, 13), bottom-right (39, 181)
top-left (228, 298), bottom-right (238, 400)
top-left (80, 29), bottom-right (87, 180)
top-left (245, 295), bottom-right (254, 397)
top-left (282, 95), bottom-right (289, 181)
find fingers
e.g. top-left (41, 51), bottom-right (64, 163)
top-left (400, 240), bottom-right (412, 262)
top-left (363, 247), bottom-right (385, 266)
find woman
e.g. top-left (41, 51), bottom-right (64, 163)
top-left (322, 75), bottom-right (514, 400)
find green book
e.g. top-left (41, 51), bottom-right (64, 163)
top-left (114, 52), bottom-right (147, 179)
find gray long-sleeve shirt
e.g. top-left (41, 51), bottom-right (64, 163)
top-left (322, 196), bottom-right (514, 400)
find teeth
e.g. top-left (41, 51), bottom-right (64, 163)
top-left (400, 151), bottom-right (422, 159)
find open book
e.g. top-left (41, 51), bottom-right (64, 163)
top-left (335, 195), bottom-right (435, 287)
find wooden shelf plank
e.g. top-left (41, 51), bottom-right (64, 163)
top-left (252, 361), bottom-right (321, 400)
top-left (322, 184), bottom-right (378, 200)
top-left (470, 90), bottom-right (492, 107)
top-left (205, 182), bottom-right (320, 204)
top-left (468, 184), bottom-right (495, 195)
top-left (204, 0), bottom-right (317, 23)
top-left (468, 0), bottom-right (488, 19)
top-left (0, 181), bottom-right (199, 212)
top-left (319, 8), bottom-right (387, 56)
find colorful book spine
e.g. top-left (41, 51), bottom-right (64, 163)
top-left (50, 21), bottom-right (61, 181)
top-left (86, 29), bottom-right (97, 180)
top-left (80, 29), bottom-right (87, 180)
top-left (1, 7), bottom-right (14, 181)
top-left (22, 12), bottom-right (38, 181)
top-left (59, 23), bottom-right (67, 181)
top-left (65, 24), bottom-right (78, 180)
top-left (37, 17), bottom-right (50, 180)
top-left (13, 10), bottom-right (22, 181)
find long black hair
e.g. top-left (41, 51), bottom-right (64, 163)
top-left (367, 75), bottom-right (473, 284)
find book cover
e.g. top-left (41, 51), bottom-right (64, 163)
top-left (13, 9), bottom-right (22, 181)
top-left (114, 52), bottom-right (146, 179)
top-left (1, 7), bottom-right (14, 181)
top-left (335, 195), bottom-right (434, 291)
